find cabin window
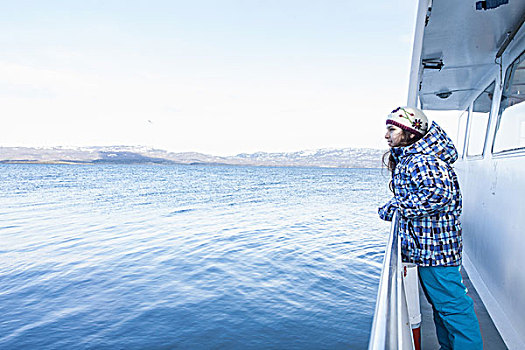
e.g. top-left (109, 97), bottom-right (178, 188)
top-left (456, 110), bottom-right (469, 158)
top-left (467, 81), bottom-right (495, 157)
top-left (493, 51), bottom-right (525, 154)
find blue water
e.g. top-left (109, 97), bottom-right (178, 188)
top-left (0, 164), bottom-right (391, 349)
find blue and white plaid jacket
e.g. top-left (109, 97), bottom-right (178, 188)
top-left (379, 121), bottom-right (462, 266)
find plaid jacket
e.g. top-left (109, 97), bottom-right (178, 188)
top-left (379, 121), bottom-right (462, 266)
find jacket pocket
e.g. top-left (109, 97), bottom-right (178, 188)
top-left (408, 221), bottom-right (421, 249)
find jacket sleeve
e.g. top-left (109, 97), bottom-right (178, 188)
top-left (396, 156), bottom-right (456, 218)
top-left (378, 197), bottom-right (398, 221)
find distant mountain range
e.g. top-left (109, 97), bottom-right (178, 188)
top-left (0, 146), bottom-right (386, 168)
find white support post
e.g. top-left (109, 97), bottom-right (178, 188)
top-left (403, 263), bottom-right (421, 328)
top-left (407, 0), bottom-right (431, 108)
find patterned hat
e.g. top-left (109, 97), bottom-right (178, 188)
top-left (386, 106), bottom-right (429, 136)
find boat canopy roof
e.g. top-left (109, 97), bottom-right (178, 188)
top-left (412, 0), bottom-right (525, 110)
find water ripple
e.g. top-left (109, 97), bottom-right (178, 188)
top-left (0, 164), bottom-right (390, 349)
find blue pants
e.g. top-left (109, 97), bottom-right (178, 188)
top-left (419, 266), bottom-right (483, 350)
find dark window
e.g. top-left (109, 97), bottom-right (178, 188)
top-left (493, 51), bottom-right (525, 154)
top-left (467, 81), bottom-right (495, 157)
top-left (456, 110), bottom-right (469, 158)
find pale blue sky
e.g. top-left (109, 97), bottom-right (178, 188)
top-left (1, 1), bottom-right (418, 155)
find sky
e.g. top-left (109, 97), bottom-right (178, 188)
top-left (0, 0), bottom-right (430, 156)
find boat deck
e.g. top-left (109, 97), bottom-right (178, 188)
top-left (419, 267), bottom-right (508, 349)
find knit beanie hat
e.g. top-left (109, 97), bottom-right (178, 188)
top-left (386, 106), bottom-right (429, 136)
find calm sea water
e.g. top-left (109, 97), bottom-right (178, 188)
top-left (0, 164), bottom-right (391, 349)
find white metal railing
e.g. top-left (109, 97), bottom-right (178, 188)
top-left (368, 212), bottom-right (415, 350)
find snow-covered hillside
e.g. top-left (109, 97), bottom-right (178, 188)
top-left (0, 146), bottom-right (386, 168)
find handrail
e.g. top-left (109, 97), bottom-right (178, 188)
top-left (368, 211), bottom-right (415, 350)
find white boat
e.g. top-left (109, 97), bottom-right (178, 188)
top-left (370, 1), bottom-right (525, 349)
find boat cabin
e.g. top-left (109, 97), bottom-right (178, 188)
top-left (370, 1), bottom-right (525, 348)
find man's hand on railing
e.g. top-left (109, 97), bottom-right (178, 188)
top-left (378, 198), bottom-right (398, 221)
